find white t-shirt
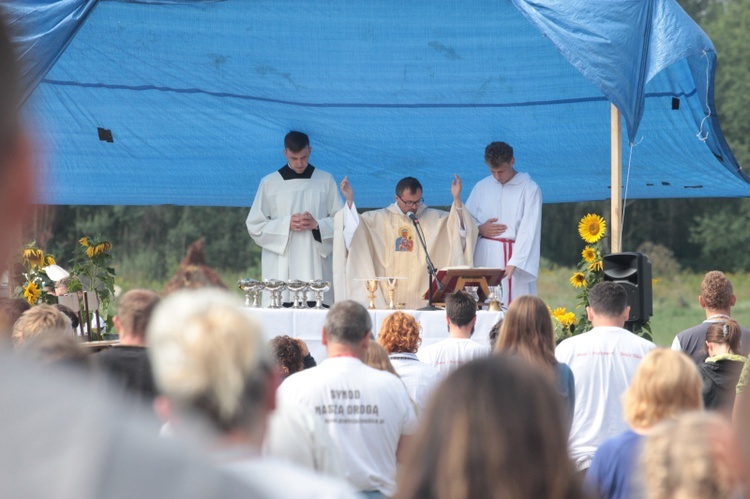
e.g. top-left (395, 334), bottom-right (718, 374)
top-left (555, 326), bottom-right (655, 470)
top-left (276, 357), bottom-right (417, 496)
top-left (417, 337), bottom-right (491, 377)
top-left (388, 352), bottom-right (441, 415)
top-left (223, 456), bottom-right (358, 499)
top-left (263, 404), bottom-right (345, 478)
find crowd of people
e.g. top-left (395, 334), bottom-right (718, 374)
top-left (3, 273), bottom-right (750, 497)
top-left (3, 7), bottom-right (750, 499)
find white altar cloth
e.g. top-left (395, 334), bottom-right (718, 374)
top-left (244, 308), bottom-right (503, 362)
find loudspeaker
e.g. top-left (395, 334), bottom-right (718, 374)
top-left (602, 252), bottom-right (653, 323)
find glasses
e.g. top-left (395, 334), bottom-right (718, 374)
top-left (397, 194), bottom-right (424, 208)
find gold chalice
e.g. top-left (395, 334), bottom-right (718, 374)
top-left (365, 279), bottom-right (380, 310)
top-left (385, 277), bottom-right (400, 310)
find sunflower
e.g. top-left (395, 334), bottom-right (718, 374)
top-left (45, 254), bottom-right (56, 266)
top-left (578, 214), bottom-right (606, 244)
top-left (570, 272), bottom-right (587, 288)
top-left (552, 307), bottom-right (567, 319)
top-left (23, 247), bottom-right (45, 268)
top-left (589, 260), bottom-right (603, 272)
top-left (79, 237), bottom-right (90, 247)
top-left (23, 282), bottom-right (41, 305)
top-left (561, 312), bottom-right (577, 327)
top-left (86, 246), bottom-right (96, 258)
top-left (582, 246), bottom-right (597, 263)
top-left (22, 248), bottom-right (36, 260)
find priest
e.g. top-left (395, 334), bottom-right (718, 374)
top-left (465, 141), bottom-right (542, 307)
top-left (246, 132), bottom-right (343, 304)
top-left (333, 175), bottom-right (477, 310)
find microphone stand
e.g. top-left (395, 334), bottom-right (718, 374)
top-left (408, 212), bottom-right (443, 311)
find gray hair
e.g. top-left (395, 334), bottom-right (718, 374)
top-left (324, 300), bottom-right (372, 345)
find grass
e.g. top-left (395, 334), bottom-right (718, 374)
top-left (539, 267), bottom-right (750, 347)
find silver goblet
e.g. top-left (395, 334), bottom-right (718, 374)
top-left (309, 280), bottom-right (331, 309)
top-left (264, 279), bottom-right (286, 309)
top-left (251, 280), bottom-right (265, 308)
top-left (286, 280), bottom-right (309, 309)
top-left (238, 278), bottom-right (259, 307)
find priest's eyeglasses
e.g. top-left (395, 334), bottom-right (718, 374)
top-left (397, 195), bottom-right (424, 208)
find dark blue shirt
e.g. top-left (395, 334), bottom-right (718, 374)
top-left (585, 429), bottom-right (642, 499)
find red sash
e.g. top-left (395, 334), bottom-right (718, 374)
top-left (482, 237), bottom-right (514, 303)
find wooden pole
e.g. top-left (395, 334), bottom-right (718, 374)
top-left (611, 103), bottom-right (622, 253)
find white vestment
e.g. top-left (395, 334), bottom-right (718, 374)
top-left (465, 172), bottom-right (542, 307)
top-left (332, 202), bottom-right (477, 310)
top-left (246, 166), bottom-right (343, 303)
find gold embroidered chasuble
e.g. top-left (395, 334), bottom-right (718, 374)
top-left (333, 202), bottom-right (477, 309)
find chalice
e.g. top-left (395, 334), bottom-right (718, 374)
top-left (238, 278), bottom-right (256, 307)
top-left (487, 285), bottom-right (502, 312)
top-left (263, 279), bottom-right (286, 309)
top-left (365, 279), bottom-right (380, 310)
top-left (286, 280), bottom-right (308, 309)
top-left (251, 280), bottom-right (266, 308)
top-left (384, 277), bottom-right (401, 310)
top-left (309, 280), bottom-right (330, 309)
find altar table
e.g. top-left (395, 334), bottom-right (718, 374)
top-left (244, 308), bottom-right (503, 362)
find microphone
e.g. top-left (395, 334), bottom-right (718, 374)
top-left (407, 211), bottom-right (420, 224)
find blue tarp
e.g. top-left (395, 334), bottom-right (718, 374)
top-left (7, 0), bottom-right (750, 207)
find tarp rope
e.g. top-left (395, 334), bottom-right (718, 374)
top-left (696, 50), bottom-right (711, 142)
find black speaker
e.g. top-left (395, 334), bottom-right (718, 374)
top-left (602, 252), bottom-right (653, 323)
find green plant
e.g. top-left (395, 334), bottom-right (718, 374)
top-left (554, 213), bottom-right (652, 341)
top-left (68, 236), bottom-right (116, 336)
top-left (14, 242), bottom-right (57, 305)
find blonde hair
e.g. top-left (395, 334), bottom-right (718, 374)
top-left (12, 304), bottom-right (72, 346)
top-left (147, 289), bottom-right (272, 432)
top-left (365, 340), bottom-right (399, 377)
top-left (624, 348), bottom-right (702, 429)
top-left (641, 412), bottom-right (743, 499)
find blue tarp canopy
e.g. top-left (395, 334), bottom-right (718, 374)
top-left (7, 0), bottom-right (750, 207)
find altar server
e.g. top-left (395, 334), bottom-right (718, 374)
top-left (246, 131), bottom-right (343, 304)
top-left (465, 141), bottom-right (541, 307)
